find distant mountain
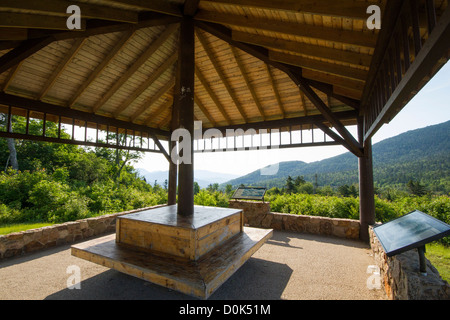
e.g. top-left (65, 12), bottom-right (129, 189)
top-left (136, 168), bottom-right (239, 189)
top-left (223, 121), bottom-right (450, 193)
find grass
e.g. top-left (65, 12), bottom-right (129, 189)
top-left (0, 222), bottom-right (53, 235)
top-left (426, 242), bottom-right (450, 283)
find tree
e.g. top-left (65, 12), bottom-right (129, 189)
top-left (285, 176), bottom-right (295, 194)
top-left (194, 181), bottom-right (200, 195)
top-left (407, 180), bottom-right (427, 196)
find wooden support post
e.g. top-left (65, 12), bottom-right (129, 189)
top-left (175, 16), bottom-right (195, 216)
top-left (358, 119), bottom-right (375, 242)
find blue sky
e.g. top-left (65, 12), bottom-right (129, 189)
top-left (138, 61), bottom-right (450, 176)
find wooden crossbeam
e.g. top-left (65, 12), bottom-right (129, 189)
top-left (108, 0), bottom-right (182, 17)
top-left (183, 0), bottom-right (201, 16)
top-left (0, 92), bottom-right (169, 138)
top-left (0, 12), bottom-right (86, 30)
top-left (269, 50), bottom-right (369, 82)
top-left (0, 36), bottom-right (54, 75)
top-left (291, 75), bottom-right (363, 157)
top-left (196, 30), bottom-right (248, 122)
top-left (200, 0), bottom-right (382, 20)
top-left (92, 24), bottom-right (178, 113)
top-left (195, 11), bottom-right (377, 48)
top-left (0, 0), bottom-right (139, 23)
top-left (233, 31), bottom-right (373, 68)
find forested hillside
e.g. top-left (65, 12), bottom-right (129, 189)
top-left (0, 118), bottom-right (166, 225)
top-left (224, 121), bottom-right (450, 194)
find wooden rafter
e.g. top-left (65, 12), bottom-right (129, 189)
top-left (1, 61), bottom-right (23, 92)
top-left (269, 51), bottom-right (369, 82)
top-left (183, 0), bottom-right (201, 16)
top-left (200, 0), bottom-right (383, 20)
top-left (114, 52), bottom-right (177, 118)
top-left (194, 96), bottom-right (217, 127)
top-left (67, 28), bottom-right (136, 108)
top-left (232, 31), bottom-right (372, 68)
top-left (0, 12), bottom-right (86, 31)
top-left (290, 73), bottom-right (363, 157)
top-left (265, 65), bottom-right (285, 118)
top-left (143, 99), bottom-right (173, 126)
top-left (195, 11), bottom-right (377, 48)
top-left (195, 65), bottom-right (232, 125)
top-left (0, 36), bottom-right (54, 75)
top-left (109, 0), bottom-right (183, 17)
top-left (0, 0), bottom-right (139, 24)
top-left (38, 37), bottom-right (87, 100)
top-left (230, 46), bottom-right (266, 121)
top-left (131, 78), bottom-right (176, 122)
top-left (195, 29), bottom-right (248, 122)
top-left (92, 24), bottom-right (178, 113)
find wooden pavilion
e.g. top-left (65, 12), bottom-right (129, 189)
top-left (0, 0), bottom-right (449, 298)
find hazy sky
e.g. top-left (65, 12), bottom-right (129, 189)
top-left (137, 61), bottom-right (450, 176)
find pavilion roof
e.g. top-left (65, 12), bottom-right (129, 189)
top-left (0, 0), bottom-right (448, 143)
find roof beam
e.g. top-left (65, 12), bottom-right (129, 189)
top-left (92, 24), bottom-right (178, 113)
top-left (143, 99), bottom-right (173, 126)
top-left (265, 65), bottom-right (286, 118)
top-left (0, 12), bottom-right (86, 30)
top-left (230, 46), bottom-right (266, 121)
top-left (38, 37), bottom-right (87, 100)
top-left (197, 21), bottom-right (360, 112)
top-left (68, 29), bottom-right (135, 108)
top-left (288, 72), bottom-right (363, 157)
top-left (194, 96), bottom-right (217, 127)
top-left (108, 0), bottom-right (182, 17)
top-left (269, 50), bottom-right (369, 82)
top-left (0, 92), bottom-right (169, 138)
top-left (0, 0), bottom-right (139, 23)
top-left (114, 52), bottom-right (177, 118)
top-left (183, 0), bottom-right (201, 16)
top-left (364, 3), bottom-right (450, 141)
top-left (0, 36), bottom-right (54, 75)
top-left (200, 0), bottom-right (382, 20)
top-left (195, 11), bottom-right (377, 48)
top-left (232, 31), bottom-right (372, 68)
top-left (195, 65), bottom-right (232, 125)
top-left (195, 29), bottom-right (248, 122)
top-left (130, 78), bottom-right (176, 123)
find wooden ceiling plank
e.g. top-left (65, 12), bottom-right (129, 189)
top-left (68, 28), bottom-right (136, 108)
top-left (131, 78), bottom-right (175, 122)
top-left (143, 99), bottom-right (173, 126)
top-left (114, 52), bottom-right (177, 117)
top-left (195, 11), bottom-right (377, 48)
top-left (195, 65), bottom-right (232, 125)
top-left (92, 24), bottom-right (178, 113)
top-left (1, 61), bottom-right (24, 92)
top-left (230, 46), bottom-right (266, 121)
top-left (196, 29), bottom-right (248, 122)
top-left (38, 37), bottom-right (87, 100)
top-left (194, 96), bottom-right (217, 127)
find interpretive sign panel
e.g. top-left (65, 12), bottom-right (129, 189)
top-left (231, 187), bottom-right (266, 201)
top-left (373, 210), bottom-right (450, 257)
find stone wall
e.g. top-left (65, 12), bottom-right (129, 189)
top-left (0, 205), bottom-right (164, 260)
top-left (229, 200), bottom-right (360, 240)
top-left (369, 226), bottom-right (450, 300)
